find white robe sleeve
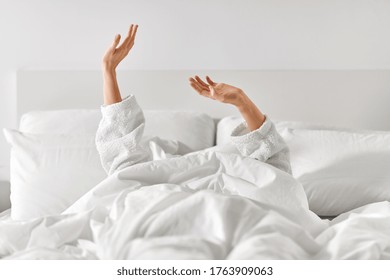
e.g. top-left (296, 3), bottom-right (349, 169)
top-left (95, 95), bottom-right (151, 175)
top-left (230, 116), bottom-right (292, 174)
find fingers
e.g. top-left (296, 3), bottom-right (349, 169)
top-left (190, 82), bottom-right (203, 93)
top-left (131, 24), bottom-right (138, 40)
top-left (126, 24), bottom-right (138, 47)
top-left (118, 25), bottom-right (133, 49)
top-left (206, 76), bottom-right (216, 86)
top-left (188, 77), bottom-right (203, 93)
top-left (192, 75), bottom-right (217, 89)
top-left (127, 24), bottom-right (134, 37)
top-left (117, 24), bottom-right (138, 50)
top-left (189, 77), bottom-right (212, 98)
top-left (188, 75), bottom-right (221, 98)
top-left (208, 85), bottom-right (217, 98)
top-left (128, 24), bottom-right (138, 45)
top-left (111, 24), bottom-right (138, 48)
top-left (128, 25), bottom-right (138, 48)
top-left (194, 76), bottom-right (209, 90)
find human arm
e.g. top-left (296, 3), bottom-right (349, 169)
top-left (102, 24), bottom-right (138, 105)
top-left (189, 76), bottom-right (265, 131)
top-left (96, 25), bottom-right (151, 175)
top-left (189, 76), bottom-right (291, 173)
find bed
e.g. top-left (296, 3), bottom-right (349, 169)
top-left (1, 70), bottom-right (390, 259)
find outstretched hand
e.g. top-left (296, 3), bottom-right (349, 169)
top-left (102, 24), bottom-right (138, 71)
top-left (188, 76), bottom-right (245, 108)
top-left (189, 75), bottom-right (266, 131)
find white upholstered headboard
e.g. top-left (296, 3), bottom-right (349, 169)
top-left (17, 70), bottom-right (390, 130)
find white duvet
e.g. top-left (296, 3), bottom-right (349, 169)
top-left (2, 94), bottom-right (390, 260)
top-left (1, 147), bottom-right (390, 260)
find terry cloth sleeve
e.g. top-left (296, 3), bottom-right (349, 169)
top-left (95, 95), bottom-right (151, 175)
top-left (230, 116), bottom-right (292, 174)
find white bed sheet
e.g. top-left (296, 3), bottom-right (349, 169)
top-left (0, 147), bottom-right (389, 260)
top-left (0, 209), bottom-right (11, 222)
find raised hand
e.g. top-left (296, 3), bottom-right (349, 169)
top-left (189, 75), bottom-right (266, 131)
top-left (102, 24), bottom-right (138, 105)
top-left (188, 76), bottom-right (246, 107)
top-left (102, 24), bottom-right (138, 71)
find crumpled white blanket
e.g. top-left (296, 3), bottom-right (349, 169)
top-left (2, 93), bottom-right (390, 260)
top-left (1, 146), bottom-right (390, 260)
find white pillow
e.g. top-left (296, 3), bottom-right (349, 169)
top-left (7, 108), bottom-right (215, 220)
top-left (3, 129), bottom-right (106, 220)
top-left (216, 116), bottom-right (243, 146)
top-left (282, 128), bottom-right (390, 216)
top-left (143, 111), bottom-right (215, 152)
top-left (20, 109), bottom-right (216, 152)
top-left (19, 109), bottom-right (101, 134)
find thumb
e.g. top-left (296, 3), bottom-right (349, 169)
top-left (112, 34), bottom-right (121, 48)
top-left (206, 76), bottom-right (216, 86)
top-left (209, 85), bottom-right (216, 97)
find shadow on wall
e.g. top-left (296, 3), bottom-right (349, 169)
top-left (0, 181), bottom-right (11, 212)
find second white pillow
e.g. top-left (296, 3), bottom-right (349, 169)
top-left (19, 109), bottom-right (216, 152)
top-left (3, 129), bottom-right (107, 220)
top-left (282, 128), bottom-right (390, 216)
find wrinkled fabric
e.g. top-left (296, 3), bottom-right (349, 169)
top-left (0, 147), bottom-right (321, 259)
top-left (1, 151), bottom-right (390, 259)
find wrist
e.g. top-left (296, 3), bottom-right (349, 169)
top-left (103, 67), bottom-right (116, 77)
top-left (236, 92), bottom-right (266, 128)
top-left (102, 59), bottom-right (117, 72)
top-left (235, 90), bottom-right (250, 112)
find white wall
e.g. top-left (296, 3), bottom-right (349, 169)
top-left (1, 0), bottom-right (390, 180)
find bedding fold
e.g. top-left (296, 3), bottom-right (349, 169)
top-left (1, 141), bottom-right (390, 259)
